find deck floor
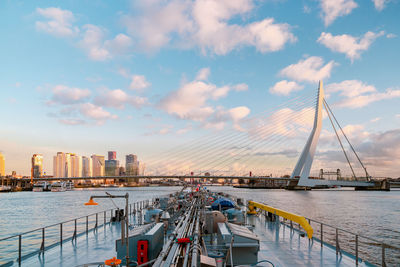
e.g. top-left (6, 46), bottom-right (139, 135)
top-left (248, 215), bottom-right (374, 267)
top-left (17, 214), bottom-right (375, 267)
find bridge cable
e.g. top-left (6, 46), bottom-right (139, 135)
top-left (323, 99), bottom-right (370, 180)
top-left (322, 101), bottom-right (357, 179)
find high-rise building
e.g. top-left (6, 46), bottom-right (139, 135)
top-left (53, 152), bottom-right (72, 177)
top-left (82, 156), bottom-right (92, 177)
top-left (108, 151), bottom-right (116, 160)
top-left (31, 154), bottom-right (43, 178)
top-left (0, 152), bottom-right (5, 177)
top-left (105, 159), bottom-right (119, 176)
top-left (91, 155), bottom-right (105, 177)
top-left (125, 154), bottom-right (138, 176)
top-left (70, 154), bottom-right (82, 178)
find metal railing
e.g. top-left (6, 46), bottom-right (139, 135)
top-left (0, 199), bottom-right (154, 266)
top-left (273, 214), bottom-right (400, 267)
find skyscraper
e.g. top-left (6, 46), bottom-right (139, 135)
top-left (70, 154), bottom-right (82, 178)
top-left (126, 154), bottom-right (139, 176)
top-left (108, 151), bottom-right (116, 160)
top-left (105, 159), bottom-right (119, 176)
top-left (0, 152), bottom-right (5, 177)
top-left (91, 155), bottom-right (105, 177)
top-left (31, 154), bottom-right (43, 178)
top-left (53, 152), bottom-right (72, 177)
top-left (82, 156), bottom-right (92, 177)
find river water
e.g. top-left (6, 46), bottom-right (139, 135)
top-left (0, 186), bottom-right (399, 265)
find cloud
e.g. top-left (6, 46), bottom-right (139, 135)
top-left (372, 0), bottom-right (390, 11)
top-left (58, 118), bottom-right (86, 125)
top-left (94, 89), bottom-right (148, 109)
top-left (370, 117), bottom-right (381, 123)
top-left (36, 7), bottom-right (79, 37)
top-left (123, 0), bottom-right (296, 55)
top-left (280, 56), bottom-right (336, 83)
top-left (318, 31), bottom-right (385, 61)
top-left (79, 24), bottom-right (133, 61)
top-left (159, 68), bottom-right (247, 121)
top-left (130, 75), bottom-right (151, 91)
top-left (336, 88), bottom-right (400, 108)
top-left (386, 33), bottom-right (396, 39)
top-left (326, 80), bottom-right (377, 98)
top-left (79, 103), bottom-right (118, 121)
top-left (234, 83), bottom-right (249, 91)
top-left (327, 80), bottom-right (400, 109)
top-left (248, 107), bottom-right (314, 139)
top-left (269, 80), bottom-right (304, 96)
top-left (195, 68), bottom-right (210, 81)
top-left (50, 85), bottom-right (91, 105)
top-left (320, 0), bottom-right (358, 26)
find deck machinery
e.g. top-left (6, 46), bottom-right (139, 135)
top-left (115, 187), bottom-right (260, 266)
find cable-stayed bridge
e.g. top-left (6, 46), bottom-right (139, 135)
top-left (5, 81), bottom-right (390, 190)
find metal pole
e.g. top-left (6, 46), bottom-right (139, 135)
top-left (95, 213), bottom-right (98, 229)
top-left (41, 228), bottom-right (45, 253)
top-left (382, 243), bottom-right (386, 267)
top-left (355, 235), bottom-right (358, 266)
top-left (320, 223), bottom-right (323, 247)
top-left (86, 216), bottom-right (88, 234)
top-left (104, 211), bottom-right (106, 225)
top-left (335, 228), bottom-right (340, 255)
top-left (18, 235), bottom-right (22, 265)
top-left (125, 193), bottom-right (130, 267)
top-left (60, 223), bottom-right (63, 245)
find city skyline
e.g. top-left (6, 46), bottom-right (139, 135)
top-left (1, 1), bottom-right (400, 177)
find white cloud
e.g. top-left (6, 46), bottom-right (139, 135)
top-left (36, 7), bottom-right (79, 37)
top-left (130, 75), bottom-right (151, 91)
top-left (280, 56), bottom-right (336, 83)
top-left (396, 114), bottom-right (400, 118)
top-left (336, 88), bottom-right (400, 108)
top-left (234, 83), bottom-right (249, 91)
top-left (123, 0), bottom-right (296, 55)
top-left (79, 24), bottom-right (133, 61)
top-left (195, 68), bottom-right (210, 81)
top-left (79, 103), bottom-right (118, 121)
top-left (386, 33), bottom-right (396, 39)
top-left (326, 80), bottom-right (377, 98)
top-left (94, 89), bottom-right (147, 109)
top-left (58, 118), bottom-right (86, 125)
top-left (327, 80), bottom-right (400, 109)
top-left (50, 85), bottom-right (91, 105)
top-left (269, 80), bottom-right (304, 96)
top-left (318, 31), bottom-right (385, 61)
top-left (370, 117), bottom-right (381, 123)
top-left (372, 0), bottom-right (390, 11)
top-left (159, 68), bottom-right (247, 121)
top-left (320, 0), bottom-right (358, 26)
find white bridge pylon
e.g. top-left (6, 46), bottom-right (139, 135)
top-left (291, 81), bottom-right (373, 187)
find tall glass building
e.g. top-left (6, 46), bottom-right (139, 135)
top-left (0, 152), bottom-right (5, 176)
top-left (31, 154), bottom-right (43, 178)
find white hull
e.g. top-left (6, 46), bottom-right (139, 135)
top-left (51, 187), bottom-right (66, 192)
top-left (33, 187), bottom-right (44, 192)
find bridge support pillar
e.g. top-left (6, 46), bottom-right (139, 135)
top-left (355, 179), bottom-right (390, 191)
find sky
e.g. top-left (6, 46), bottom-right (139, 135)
top-left (1, 0), bottom-right (400, 177)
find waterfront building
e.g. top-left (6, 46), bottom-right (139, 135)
top-left (91, 155), bottom-right (105, 177)
top-left (82, 156), bottom-right (92, 177)
top-left (31, 154), bottom-right (43, 178)
top-left (108, 151), bottom-right (116, 160)
top-left (105, 159), bottom-right (119, 176)
top-left (70, 154), bottom-right (82, 178)
top-left (0, 152), bottom-right (5, 176)
top-left (53, 152), bottom-right (72, 178)
top-left (125, 154), bottom-right (138, 175)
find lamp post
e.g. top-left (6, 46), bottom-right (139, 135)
top-left (85, 192), bottom-right (130, 266)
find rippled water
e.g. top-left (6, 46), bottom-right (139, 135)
top-left (0, 186), bottom-right (399, 265)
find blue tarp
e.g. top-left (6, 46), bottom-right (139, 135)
top-left (211, 197), bottom-right (235, 210)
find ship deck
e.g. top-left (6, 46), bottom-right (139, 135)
top-left (16, 213), bottom-right (375, 267)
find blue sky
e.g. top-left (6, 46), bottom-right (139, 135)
top-left (1, 0), bottom-right (400, 177)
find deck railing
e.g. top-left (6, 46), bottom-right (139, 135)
top-left (272, 213), bottom-right (400, 267)
top-left (0, 199), bottom-right (154, 266)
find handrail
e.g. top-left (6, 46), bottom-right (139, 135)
top-left (247, 200), bottom-right (313, 239)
